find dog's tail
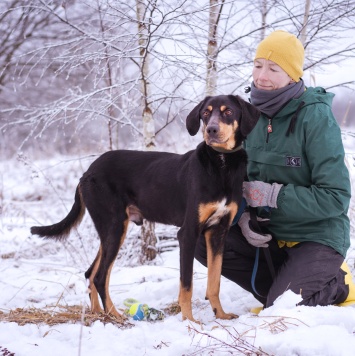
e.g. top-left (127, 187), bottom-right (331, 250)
top-left (30, 185), bottom-right (85, 241)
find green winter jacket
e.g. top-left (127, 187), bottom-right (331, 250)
top-left (245, 86), bottom-right (351, 257)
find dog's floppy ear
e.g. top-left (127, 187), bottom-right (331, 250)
top-left (232, 95), bottom-right (260, 137)
top-left (186, 97), bottom-right (210, 136)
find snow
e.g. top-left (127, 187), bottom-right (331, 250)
top-left (1, 146), bottom-right (355, 356)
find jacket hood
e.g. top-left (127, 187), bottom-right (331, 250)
top-left (277, 86), bottom-right (335, 117)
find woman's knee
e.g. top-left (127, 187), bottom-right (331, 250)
top-left (265, 242), bottom-right (345, 307)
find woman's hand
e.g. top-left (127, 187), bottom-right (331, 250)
top-left (238, 211), bottom-right (272, 248)
top-left (243, 181), bottom-right (283, 208)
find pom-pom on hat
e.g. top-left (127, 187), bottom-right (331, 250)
top-left (254, 30), bottom-right (304, 82)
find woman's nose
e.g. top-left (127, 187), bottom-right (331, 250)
top-left (257, 68), bottom-right (269, 81)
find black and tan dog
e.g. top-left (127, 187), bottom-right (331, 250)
top-left (31, 95), bottom-right (260, 322)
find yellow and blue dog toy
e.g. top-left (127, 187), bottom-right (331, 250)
top-left (124, 298), bottom-right (165, 321)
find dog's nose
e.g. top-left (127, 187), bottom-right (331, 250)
top-left (206, 124), bottom-right (219, 135)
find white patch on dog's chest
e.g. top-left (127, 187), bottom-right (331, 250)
top-left (199, 199), bottom-right (238, 228)
top-left (206, 198), bottom-right (230, 226)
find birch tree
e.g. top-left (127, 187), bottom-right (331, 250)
top-left (206, 0), bottom-right (225, 96)
top-left (136, 0), bottom-right (157, 262)
top-left (300, 0), bottom-right (311, 46)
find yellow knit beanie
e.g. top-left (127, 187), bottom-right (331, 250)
top-left (254, 30), bottom-right (304, 82)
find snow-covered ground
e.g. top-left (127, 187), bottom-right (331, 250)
top-left (1, 138), bottom-right (355, 356)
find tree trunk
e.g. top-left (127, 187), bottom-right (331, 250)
top-left (260, 0), bottom-right (268, 41)
top-left (140, 220), bottom-right (157, 263)
top-left (206, 0), bottom-right (224, 96)
top-left (98, 5), bottom-right (114, 151)
top-left (136, 0), bottom-right (157, 261)
top-left (300, 0), bottom-right (311, 46)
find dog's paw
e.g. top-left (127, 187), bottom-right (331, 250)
top-left (216, 311), bottom-right (239, 320)
top-left (182, 313), bottom-right (202, 325)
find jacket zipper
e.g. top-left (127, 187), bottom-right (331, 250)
top-left (266, 118), bottom-right (272, 143)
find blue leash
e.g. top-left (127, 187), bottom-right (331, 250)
top-left (232, 200), bottom-right (274, 298)
top-left (249, 207), bottom-right (276, 298)
top-left (251, 247), bottom-right (265, 298)
top-left (231, 198), bottom-right (247, 226)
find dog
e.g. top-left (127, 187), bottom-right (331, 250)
top-left (30, 95), bottom-right (260, 322)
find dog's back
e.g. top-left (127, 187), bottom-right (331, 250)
top-left (80, 149), bottom-right (190, 227)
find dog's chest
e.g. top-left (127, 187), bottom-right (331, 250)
top-left (199, 198), bottom-right (238, 227)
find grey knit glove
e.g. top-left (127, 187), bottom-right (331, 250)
top-left (243, 181), bottom-right (283, 208)
top-left (238, 211), bottom-right (272, 248)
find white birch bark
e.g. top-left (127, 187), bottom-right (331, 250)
top-left (206, 0), bottom-right (223, 96)
top-left (136, 0), bottom-right (156, 150)
top-left (136, 0), bottom-right (157, 261)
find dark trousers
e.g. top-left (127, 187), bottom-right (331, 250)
top-left (195, 224), bottom-right (348, 307)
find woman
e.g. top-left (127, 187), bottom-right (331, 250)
top-left (195, 30), bottom-right (354, 309)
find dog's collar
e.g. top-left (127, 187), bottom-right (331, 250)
top-left (210, 144), bottom-right (243, 154)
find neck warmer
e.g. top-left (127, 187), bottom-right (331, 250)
top-left (250, 79), bottom-right (305, 117)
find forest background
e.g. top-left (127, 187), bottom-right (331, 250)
top-left (0, 0), bottom-right (355, 160)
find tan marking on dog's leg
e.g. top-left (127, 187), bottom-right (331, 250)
top-left (205, 231), bottom-right (238, 320)
top-left (228, 202), bottom-right (238, 225)
top-left (88, 247), bottom-right (104, 314)
top-left (103, 217), bottom-right (130, 321)
top-left (178, 281), bottom-right (198, 323)
top-left (103, 263), bottom-right (123, 319)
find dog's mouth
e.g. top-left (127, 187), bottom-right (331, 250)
top-left (207, 137), bottom-right (228, 145)
top-left (204, 129), bottom-right (230, 146)
top-left (206, 136), bottom-right (237, 151)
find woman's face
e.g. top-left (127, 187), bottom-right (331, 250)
top-left (253, 58), bottom-right (294, 90)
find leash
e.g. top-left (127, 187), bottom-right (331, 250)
top-left (249, 207), bottom-right (276, 297)
top-left (231, 198), bottom-right (247, 226)
top-left (251, 247), bottom-right (264, 297)
top-left (231, 199), bottom-right (276, 297)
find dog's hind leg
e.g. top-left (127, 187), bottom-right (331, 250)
top-left (81, 174), bottom-right (130, 320)
top-left (85, 246), bottom-right (104, 314)
top-left (92, 208), bottom-right (130, 320)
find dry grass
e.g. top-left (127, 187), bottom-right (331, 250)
top-left (187, 321), bottom-right (271, 356)
top-left (0, 305), bottom-right (133, 329)
top-left (162, 301), bottom-right (181, 316)
top-left (0, 301), bottom-right (180, 330)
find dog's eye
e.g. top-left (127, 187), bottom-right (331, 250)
top-left (202, 110), bottom-right (210, 117)
top-left (224, 109), bottom-right (233, 116)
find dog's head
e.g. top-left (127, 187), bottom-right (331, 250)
top-left (186, 95), bottom-right (260, 151)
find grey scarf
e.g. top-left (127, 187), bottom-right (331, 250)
top-left (250, 79), bottom-right (305, 117)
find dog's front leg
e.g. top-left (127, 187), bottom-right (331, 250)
top-left (205, 230), bottom-right (238, 320)
top-left (178, 282), bottom-right (195, 322)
